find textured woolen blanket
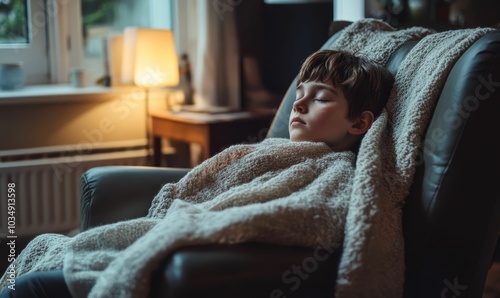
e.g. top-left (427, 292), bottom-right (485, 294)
top-left (327, 19), bottom-right (493, 297)
top-left (3, 139), bottom-right (356, 298)
top-left (0, 19), bottom-right (493, 298)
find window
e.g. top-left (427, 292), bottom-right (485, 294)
top-left (0, 0), bottom-right (29, 44)
top-left (333, 0), bottom-right (364, 21)
top-left (0, 0), bottom-right (173, 87)
top-left (0, 0), bottom-right (50, 85)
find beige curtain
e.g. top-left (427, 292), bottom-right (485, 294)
top-left (173, 0), bottom-right (241, 111)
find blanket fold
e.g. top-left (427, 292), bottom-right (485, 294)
top-left (0, 19), bottom-right (494, 298)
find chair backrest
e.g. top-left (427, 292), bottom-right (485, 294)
top-left (267, 26), bottom-right (500, 298)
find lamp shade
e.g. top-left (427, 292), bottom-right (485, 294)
top-left (121, 27), bottom-right (179, 87)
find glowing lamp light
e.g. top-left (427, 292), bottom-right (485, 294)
top-left (121, 27), bottom-right (179, 88)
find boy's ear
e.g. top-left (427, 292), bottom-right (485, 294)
top-left (349, 111), bottom-right (375, 135)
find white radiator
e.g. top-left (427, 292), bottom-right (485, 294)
top-left (0, 149), bottom-right (148, 237)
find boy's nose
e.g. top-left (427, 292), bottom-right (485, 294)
top-left (293, 98), bottom-right (307, 113)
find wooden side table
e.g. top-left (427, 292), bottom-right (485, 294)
top-left (150, 109), bottom-right (276, 166)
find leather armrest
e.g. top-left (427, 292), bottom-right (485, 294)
top-left (80, 166), bottom-right (189, 231)
top-left (152, 243), bottom-right (341, 298)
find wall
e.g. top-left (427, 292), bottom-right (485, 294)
top-left (0, 86), bottom-right (176, 158)
top-left (0, 90), bottom-right (146, 153)
top-left (235, 1), bottom-right (334, 109)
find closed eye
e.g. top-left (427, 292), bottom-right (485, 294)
top-left (313, 98), bottom-right (330, 103)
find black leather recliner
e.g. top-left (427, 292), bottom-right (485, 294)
top-left (80, 25), bottom-right (500, 298)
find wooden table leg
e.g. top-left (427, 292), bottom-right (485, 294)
top-left (153, 136), bottom-right (162, 167)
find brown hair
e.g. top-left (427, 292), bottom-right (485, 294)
top-left (297, 50), bottom-right (394, 121)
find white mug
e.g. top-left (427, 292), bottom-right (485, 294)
top-left (69, 68), bottom-right (87, 87)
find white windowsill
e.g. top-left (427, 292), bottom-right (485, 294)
top-left (0, 84), bottom-right (147, 105)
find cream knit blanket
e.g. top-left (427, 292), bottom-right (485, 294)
top-left (0, 19), bottom-right (493, 298)
top-left (329, 19), bottom-right (492, 297)
top-left (3, 139), bottom-right (356, 298)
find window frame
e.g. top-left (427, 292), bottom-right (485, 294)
top-left (48, 0), bottom-right (84, 84)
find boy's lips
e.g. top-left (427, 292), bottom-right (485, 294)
top-left (290, 117), bottom-right (305, 126)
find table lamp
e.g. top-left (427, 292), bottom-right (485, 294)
top-left (121, 27), bottom-right (180, 164)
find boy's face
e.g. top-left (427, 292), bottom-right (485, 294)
top-left (289, 80), bottom-right (357, 151)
